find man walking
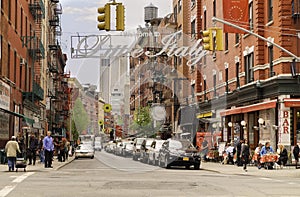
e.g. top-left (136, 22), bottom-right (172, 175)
top-left (5, 136), bottom-right (21, 172)
top-left (28, 134), bottom-right (39, 165)
top-left (43, 131), bottom-right (54, 168)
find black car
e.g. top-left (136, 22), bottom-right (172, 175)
top-left (158, 139), bottom-right (201, 170)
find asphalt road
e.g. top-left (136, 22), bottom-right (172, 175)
top-left (2, 151), bottom-right (300, 197)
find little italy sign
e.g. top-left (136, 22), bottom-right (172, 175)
top-left (72, 30), bottom-right (207, 67)
top-left (131, 30), bottom-right (207, 67)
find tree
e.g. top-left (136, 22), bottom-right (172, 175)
top-left (72, 99), bottom-right (90, 134)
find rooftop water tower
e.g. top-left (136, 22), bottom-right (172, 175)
top-left (144, 3), bottom-right (158, 24)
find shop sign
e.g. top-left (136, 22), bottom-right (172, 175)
top-left (278, 108), bottom-right (290, 145)
top-left (0, 80), bottom-right (10, 110)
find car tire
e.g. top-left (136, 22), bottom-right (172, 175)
top-left (194, 164), bottom-right (200, 170)
top-left (91, 156), bottom-right (94, 159)
top-left (165, 156), bottom-right (170, 169)
top-left (158, 156), bottom-right (163, 167)
top-left (75, 157), bottom-right (78, 159)
top-left (185, 165), bottom-right (190, 169)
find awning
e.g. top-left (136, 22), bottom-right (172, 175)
top-left (0, 108), bottom-right (34, 125)
top-left (220, 100), bottom-right (277, 116)
top-left (197, 111), bottom-right (213, 119)
top-left (284, 98), bottom-right (300, 107)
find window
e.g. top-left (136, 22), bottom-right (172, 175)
top-left (174, 5), bottom-right (177, 23)
top-left (8, 0), bottom-right (11, 21)
top-left (191, 0), bottom-right (196, 8)
top-left (178, 0), bottom-right (182, 13)
top-left (14, 51), bottom-right (17, 83)
top-left (8, 44), bottom-right (11, 78)
top-left (225, 33), bottom-right (228, 51)
top-left (204, 10), bottom-right (207, 30)
top-left (225, 66), bottom-right (229, 93)
top-left (191, 20), bottom-right (196, 38)
top-left (15, 0), bottom-right (18, 30)
top-left (249, 1), bottom-right (253, 30)
top-left (235, 34), bottom-right (240, 45)
top-left (244, 53), bottom-right (254, 83)
top-left (19, 57), bottom-right (23, 89)
top-left (21, 8), bottom-right (23, 36)
top-left (236, 62), bottom-right (240, 88)
top-left (268, 45), bottom-right (274, 77)
top-left (213, 72), bottom-right (217, 97)
top-left (268, 0), bottom-right (273, 22)
top-left (203, 78), bottom-right (207, 100)
top-left (213, 0), bottom-right (216, 17)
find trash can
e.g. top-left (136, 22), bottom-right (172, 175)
top-left (0, 149), bottom-right (7, 164)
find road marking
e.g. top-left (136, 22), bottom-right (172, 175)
top-left (0, 172), bottom-right (35, 197)
top-left (0, 185), bottom-right (16, 197)
top-left (12, 172), bottom-right (35, 183)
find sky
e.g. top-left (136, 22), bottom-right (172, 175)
top-left (60, 0), bottom-right (173, 86)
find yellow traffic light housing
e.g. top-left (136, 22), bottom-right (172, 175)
top-left (116, 4), bottom-right (125, 31)
top-left (97, 4), bottom-right (110, 31)
top-left (215, 28), bottom-right (223, 51)
top-left (202, 29), bottom-right (213, 51)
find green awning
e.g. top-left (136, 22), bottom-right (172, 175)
top-left (0, 108), bottom-right (34, 125)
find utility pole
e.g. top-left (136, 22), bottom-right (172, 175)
top-left (212, 17), bottom-right (300, 62)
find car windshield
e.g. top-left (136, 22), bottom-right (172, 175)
top-left (155, 141), bottom-right (164, 148)
top-left (169, 140), bottom-right (193, 150)
top-left (136, 138), bottom-right (145, 145)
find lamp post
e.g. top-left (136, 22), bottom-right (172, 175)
top-left (241, 120), bottom-right (247, 140)
top-left (258, 118), bottom-right (264, 142)
top-left (228, 122), bottom-right (233, 142)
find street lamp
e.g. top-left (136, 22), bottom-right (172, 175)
top-left (241, 120), bottom-right (247, 130)
top-left (228, 122), bottom-right (233, 142)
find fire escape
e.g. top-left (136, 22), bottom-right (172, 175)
top-left (21, 0), bottom-right (46, 115)
top-left (47, 1), bottom-right (70, 132)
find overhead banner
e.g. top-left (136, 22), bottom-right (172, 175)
top-left (223, 0), bottom-right (249, 34)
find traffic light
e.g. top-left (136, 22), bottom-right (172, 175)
top-left (97, 4), bottom-right (110, 31)
top-left (116, 4), bottom-right (125, 31)
top-left (215, 28), bottom-right (223, 51)
top-left (202, 29), bottom-right (213, 51)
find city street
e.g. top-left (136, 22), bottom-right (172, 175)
top-left (1, 152), bottom-right (300, 197)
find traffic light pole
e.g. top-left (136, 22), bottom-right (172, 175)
top-left (212, 17), bottom-right (300, 62)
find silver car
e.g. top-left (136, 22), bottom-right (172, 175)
top-left (148, 140), bottom-right (165, 165)
top-left (75, 144), bottom-right (95, 159)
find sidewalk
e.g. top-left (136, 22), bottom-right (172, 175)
top-left (201, 161), bottom-right (300, 177)
top-left (0, 156), bottom-right (74, 172)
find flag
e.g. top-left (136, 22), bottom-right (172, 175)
top-left (223, 0), bottom-right (249, 34)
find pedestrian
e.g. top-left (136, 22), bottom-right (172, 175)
top-left (241, 139), bottom-right (250, 172)
top-left (65, 139), bottom-right (70, 160)
top-left (236, 139), bottom-right (243, 166)
top-left (260, 141), bottom-right (274, 155)
top-left (277, 144), bottom-right (288, 168)
top-left (28, 134), bottom-right (39, 165)
top-left (225, 142), bottom-right (235, 165)
top-left (254, 143), bottom-right (263, 169)
top-left (293, 143), bottom-right (300, 169)
top-left (5, 136), bottom-right (21, 172)
top-left (43, 131), bottom-right (54, 168)
top-left (38, 135), bottom-right (45, 163)
top-left (201, 138), bottom-right (209, 161)
top-left (59, 139), bottom-right (66, 162)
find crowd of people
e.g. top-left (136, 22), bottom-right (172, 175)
top-left (220, 139), bottom-right (300, 171)
top-left (4, 131), bottom-right (72, 171)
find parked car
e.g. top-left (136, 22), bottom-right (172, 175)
top-left (104, 141), bottom-right (117, 153)
top-left (94, 141), bottom-right (102, 151)
top-left (121, 141), bottom-right (134, 157)
top-left (139, 138), bottom-right (155, 163)
top-left (75, 144), bottom-right (95, 159)
top-left (158, 139), bottom-right (201, 170)
top-left (148, 139), bottom-right (165, 165)
top-left (115, 141), bottom-right (124, 156)
top-left (132, 137), bottom-right (146, 160)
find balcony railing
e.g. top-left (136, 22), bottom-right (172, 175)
top-left (29, 0), bottom-right (45, 20)
top-left (23, 81), bottom-right (44, 101)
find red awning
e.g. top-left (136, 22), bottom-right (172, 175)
top-left (284, 98), bottom-right (300, 107)
top-left (220, 100), bottom-right (277, 116)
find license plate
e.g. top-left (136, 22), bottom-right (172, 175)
top-left (183, 157), bottom-right (189, 161)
